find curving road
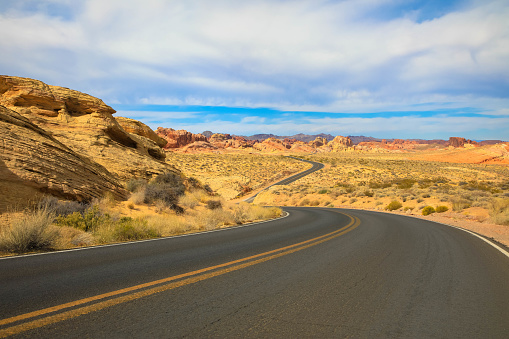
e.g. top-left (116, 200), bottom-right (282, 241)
top-left (243, 157), bottom-right (324, 203)
top-left (1, 207), bottom-right (508, 338)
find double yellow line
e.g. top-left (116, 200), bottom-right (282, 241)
top-left (0, 212), bottom-right (360, 338)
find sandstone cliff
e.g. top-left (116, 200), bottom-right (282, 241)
top-left (0, 76), bottom-right (175, 182)
top-left (156, 127), bottom-right (207, 149)
top-left (448, 137), bottom-right (478, 148)
top-left (0, 105), bottom-right (127, 212)
top-left (328, 136), bottom-right (353, 151)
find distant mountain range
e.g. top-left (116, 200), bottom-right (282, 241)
top-left (203, 132), bottom-right (505, 145)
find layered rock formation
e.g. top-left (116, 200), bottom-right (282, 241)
top-left (0, 105), bottom-right (127, 212)
top-left (328, 136), bottom-right (353, 151)
top-left (448, 137), bottom-right (478, 148)
top-left (0, 75), bottom-right (178, 208)
top-left (156, 127), bottom-right (207, 149)
top-left (116, 117), bottom-right (167, 147)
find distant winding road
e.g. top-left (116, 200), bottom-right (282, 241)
top-left (243, 157), bottom-right (324, 203)
top-left (1, 159), bottom-right (508, 338)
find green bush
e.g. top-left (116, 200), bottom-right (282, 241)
top-left (113, 217), bottom-right (160, 241)
top-left (385, 200), bottom-right (403, 211)
top-left (0, 208), bottom-right (58, 253)
top-left (318, 189), bottom-right (329, 194)
top-left (436, 205), bottom-right (449, 213)
top-left (422, 206), bottom-right (436, 216)
top-left (56, 205), bottom-right (109, 232)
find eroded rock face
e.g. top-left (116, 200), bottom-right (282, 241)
top-left (309, 137), bottom-right (328, 148)
top-left (0, 105), bottom-right (127, 212)
top-left (156, 127), bottom-right (207, 149)
top-left (0, 76), bottom-right (177, 182)
top-left (253, 138), bottom-right (291, 152)
top-left (449, 137), bottom-right (478, 148)
top-left (328, 136), bottom-right (353, 150)
top-left (116, 117), bottom-right (167, 148)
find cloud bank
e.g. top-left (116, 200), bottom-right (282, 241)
top-left (1, 0), bottom-right (508, 139)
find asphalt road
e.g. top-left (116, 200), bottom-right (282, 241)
top-left (1, 207), bottom-right (508, 338)
top-left (243, 157), bottom-right (324, 203)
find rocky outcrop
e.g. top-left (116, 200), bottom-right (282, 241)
top-left (253, 138), bottom-right (291, 152)
top-left (0, 75), bottom-right (177, 182)
top-left (209, 133), bottom-right (232, 143)
top-left (0, 105), bottom-right (127, 212)
top-left (156, 127), bottom-right (207, 149)
top-left (116, 117), bottom-right (167, 148)
top-left (180, 141), bottom-right (219, 153)
top-left (328, 136), bottom-right (353, 151)
top-left (448, 137), bottom-right (478, 148)
top-left (309, 137), bottom-right (328, 148)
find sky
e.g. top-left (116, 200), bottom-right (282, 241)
top-left (1, 0), bottom-right (508, 140)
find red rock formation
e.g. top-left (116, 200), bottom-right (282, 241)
top-left (253, 138), bottom-right (290, 152)
top-left (156, 127), bottom-right (207, 149)
top-left (448, 137), bottom-right (478, 148)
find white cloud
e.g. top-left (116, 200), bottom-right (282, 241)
top-left (1, 0), bottom-right (508, 138)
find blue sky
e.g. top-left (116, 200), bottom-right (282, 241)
top-left (1, 0), bottom-right (508, 140)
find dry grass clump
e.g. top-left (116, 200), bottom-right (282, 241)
top-left (0, 208), bottom-right (58, 253)
top-left (489, 198), bottom-right (509, 225)
top-left (1, 180), bottom-right (283, 255)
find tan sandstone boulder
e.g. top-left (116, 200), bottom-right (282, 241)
top-left (328, 136), bottom-right (353, 151)
top-left (0, 105), bottom-right (127, 212)
top-left (0, 76), bottom-right (176, 181)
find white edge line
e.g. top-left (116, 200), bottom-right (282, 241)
top-left (349, 208), bottom-right (509, 259)
top-left (0, 211), bottom-right (291, 260)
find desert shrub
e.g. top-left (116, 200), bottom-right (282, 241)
top-left (489, 198), bottom-right (509, 225)
top-left (422, 206), bottom-right (436, 216)
top-left (56, 205), bottom-right (108, 232)
top-left (318, 189), bottom-right (329, 194)
top-left (0, 208), bottom-right (58, 253)
top-left (310, 200), bottom-right (320, 206)
top-left (144, 184), bottom-right (178, 205)
top-left (421, 193), bottom-right (431, 198)
top-left (179, 192), bottom-right (199, 209)
top-left (38, 196), bottom-right (87, 217)
top-left (113, 217), bottom-right (160, 241)
top-left (450, 198), bottom-right (471, 211)
top-left (126, 178), bottom-right (147, 192)
top-left (368, 181), bottom-right (392, 189)
top-left (299, 199), bottom-right (310, 206)
top-left (206, 200), bottom-right (222, 210)
top-left (464, 180), bottom-right (499, 193)
top-left (197, 209), bottom-right (234, 230)
top-left (151, 172), bottom-right (185, 195)
top-left (436, 205), bottom-right (449, 213)
top-left (395, 178), bottom-right (417, 189)
top-left (349, 198), bottom-right (358, 204)
top-left (363, 190), bottom-right (374, 197)
top-left (403, 206), bottom-right (414, 211)
top-left (385, 200), bottom-right (403, 211)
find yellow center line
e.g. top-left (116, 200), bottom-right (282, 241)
top-left (0, 212), bottom-right (360, 338)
